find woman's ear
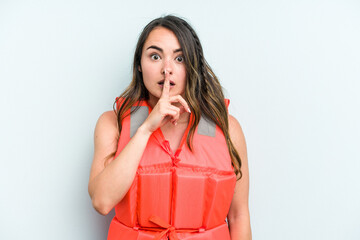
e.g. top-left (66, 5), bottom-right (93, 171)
top-left (138, 65), bottom-right (142, 72)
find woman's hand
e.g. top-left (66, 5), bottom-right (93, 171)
top-left (141, 72), bottom-right (191, 134)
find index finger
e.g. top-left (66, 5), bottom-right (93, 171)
top-left (161, 71), bottom-right (170, 99)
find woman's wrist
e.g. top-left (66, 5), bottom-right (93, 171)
top-left (136, 124), bottom-right (154, 138)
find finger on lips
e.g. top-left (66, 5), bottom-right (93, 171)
top-left (160, 70), bottom-right (190, 126)
top-left (161, 71), bottom-right (170, 98)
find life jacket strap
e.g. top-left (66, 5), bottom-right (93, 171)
top-left (132, 215), bottom-right (204, 240)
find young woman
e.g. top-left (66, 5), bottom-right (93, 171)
top-left (88, 15), bottom-right (252, 240)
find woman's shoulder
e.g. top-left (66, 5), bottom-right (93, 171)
top-left (228, 114), bottom-right (240, 129)
top-left (98, 110), bottom-right (117, 125)
top-left (228, 114), bottom-right (245, 143)
top-left (94, 111), bottom-right (118, 139)
top-left (228, 114), bottom-right (247, 154)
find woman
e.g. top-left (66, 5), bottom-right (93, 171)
top-left (88, 15), bottom-right (252, 240)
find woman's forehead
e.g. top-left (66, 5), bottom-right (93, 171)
top-left (143, 27), bottom-right (181, 50)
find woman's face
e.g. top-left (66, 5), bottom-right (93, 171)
top-left (140, 27), bottom-right (187, 107)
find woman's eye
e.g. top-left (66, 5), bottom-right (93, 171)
top-left (150, 54), bottom-right (160, 60)
top-left (176, 56), bottom-right (184, 63)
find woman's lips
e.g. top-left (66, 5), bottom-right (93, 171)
top-left (158, 80), bottom-right (175, 86)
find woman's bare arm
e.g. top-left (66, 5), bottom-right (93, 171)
top-left (227, 114), bottom-right (252, 240)
top-left (88, 110), bottom-right (152, 215)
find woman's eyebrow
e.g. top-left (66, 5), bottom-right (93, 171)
top-left (146, 45), bottom-right (182, 53)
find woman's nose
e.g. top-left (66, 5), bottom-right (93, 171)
top-left (161, 60), bottom-right (173, 75)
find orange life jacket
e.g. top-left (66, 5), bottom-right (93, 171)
top-left (107, 98), bottom-right (236, 240)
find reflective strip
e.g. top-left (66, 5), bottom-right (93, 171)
top-left (130, 107), bottom-right (215, 137)
top-left (197, 115), bottom-right (216, 137)
top-left (130, 106), bottom-right (149, 138)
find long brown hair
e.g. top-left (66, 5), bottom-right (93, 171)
top-left (107, 15), bottom-right (242, 179)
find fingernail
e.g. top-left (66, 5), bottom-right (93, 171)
top-left (187, 108), bottom-right (191, 113)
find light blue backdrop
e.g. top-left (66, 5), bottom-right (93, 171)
top-left (1, 0), bottom-right (359, 239)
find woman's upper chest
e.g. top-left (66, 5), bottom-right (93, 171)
top-left (160, 122), bottom-right (188, 153)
